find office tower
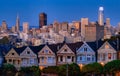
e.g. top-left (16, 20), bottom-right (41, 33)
top-left (73, 21), bottom-right (81, 31)
top-left (16, 14), bottom-right (20, 32)
top-left (81, 18), bottom-right (89, 39)
top-left (53, 21), bottom-right (60, 33)
top-left (96, 24), bottom-right (104, 40)
top-left (39, 13), bottom-right (47, 28)
top-left (85, 22), bottom-right (96, 42)
top-left (23, 22), bottom-right (29, 33)
top-left (61, 22), bottom-right (68, 31)
top-left (11, 26), bottom-right (16, 33)
top-left (98, 7), bottom-right (104, 26)
top-left (1, 20), bottom-right (7, 31)
top-left (106, 18), bottom-right (111, 28)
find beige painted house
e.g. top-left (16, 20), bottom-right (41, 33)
top-left (57, 43), bottom-right (76, 65)
top-left (20, 46), bottom-right (38, 67)
top-left (97, 41), bottom-right (117, 64)
top-left (5, 47), bottom-right (26, 69)
top-left (38, 45), bottom-right (56, 69)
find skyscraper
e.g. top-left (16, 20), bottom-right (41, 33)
top-left (39, 13), bottom-right (47, 28)
top-left (98, 7), bottom-right (104, 26)
top-left (16, 14), bottom-right (20, 32)
top-left (1, 20), bottom-right (7, 31)
top-left (81, 18), bottom-right (89, 39)
top-left (23, 22), bottom-right (29, 33)
top-left (106, 18), bottom-right (111, 28)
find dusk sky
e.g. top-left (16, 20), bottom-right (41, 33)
top-left (0, 0), bottom-right (120, 27)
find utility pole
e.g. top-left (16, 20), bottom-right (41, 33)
top-left (66, 63), bottom-right (68, 76)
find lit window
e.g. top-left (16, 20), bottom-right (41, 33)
top-left (108, 53), bottom-right (111, 59)
top-left (105, 44), bottom-right (109, 49)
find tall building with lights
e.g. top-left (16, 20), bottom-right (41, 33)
top-left (23, 22), bottom-right (29, 33)
top-left (39, 13), bottom-right (47, 28)
top-left (81, 18), bottom-right (89, 39)
top-left (1, 20), bottom-right (7, 31)
top-left (16, 14), bottom-right (20, 32)
top-left (98, 7), bottom-right (104, 26)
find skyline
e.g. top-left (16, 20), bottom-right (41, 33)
top-left (0, 0), bottom-right (120, 27)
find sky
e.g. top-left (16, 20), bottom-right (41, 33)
top-left (0, 0), bottom-right (120, 27)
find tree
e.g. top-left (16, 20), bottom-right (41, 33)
top-left (103, 60), bottom-right (120, 76)
top-left (19, 66), bottom-right (41, 76)
top-left (2, 63), bottom-right (17, 76)
top-left (82, 62), bottom-right (103, 76)
top-left (42, 66), bottom-right (59, 74)
top-left (0, 36), bottom-right (9, 44)
top-left (30, 66), bottom-right (41, 76)
top-left (69, 63), bottom-right (81, 76)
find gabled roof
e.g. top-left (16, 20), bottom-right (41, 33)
top-left (47, 44), bottom-right (58, 54)
top-left (0, 45), bottom-right (12, 56)
top-left (108, 40), bottom-right (117, 51)
top-left (0, 48), bottom-right (3, 57)
top-left (67, 42), bottom-right (84, 54)
top-left (29, 45), bottom-right (45, 54)
top-left (87, 40), bottom-right (105, 51)
top-left (14, 46), bottom-right (27, 55)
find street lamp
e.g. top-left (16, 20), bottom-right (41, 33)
top-left (66, 63), bottom-right (68, 76)
top-left (79, 64), bottom-right (83, 70)
top-left (100, 62), bottom-right (104, 66)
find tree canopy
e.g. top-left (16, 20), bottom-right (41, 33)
top-left (103, 60), bottom-right (120, 74)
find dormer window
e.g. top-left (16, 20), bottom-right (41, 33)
top-left (105, 44), bottom-right (109, 49)
top-left (27, 51), bottom-right (30, 54)
top-left (12, 53), bottom-right (14, 55)
top-left (45, 50), bottom-right (48, 54)
top-left (49, 51), bottom-right (51, 54)
top-left (64, 49), bottom-right (67, 52)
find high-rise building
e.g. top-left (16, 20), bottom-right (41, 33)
top-left (73, 21), bottom-right (81, 31)
top-left (98, 7), bottom-right (104, 26)
top-left (11, 26), bottom-right (16, 33)
top-left (39, 13), bottom-right (47, 28)
top-left (1, 20), bottom-right (7, 31)
top-left (53, 21), bottom-right (60, 33)
top-left (81, 18), bottom-right (89, 39)
top-left (23, 22), bottom-right (29, 33)
top-left (16, 14), bottom-right (20, 32)
top-left (106, 18), bottom-right (111, 28)
top-left (61, 22), bottom-right (68, 31)
top-left (85, 23), bottom-right (96, 42)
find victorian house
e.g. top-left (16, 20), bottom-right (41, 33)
top-left (5, 47), bottom-right (26, 69)
top-left (97, 41), bottom-right (117, 64)
top-left (38, 44), bottom-right (57, 69)
top-left (76, 42), bottom-right (96, 66)
top-left (56, 42), bottom-right (83, 65)
top-left (20, 46), bottom-right (39, 67)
